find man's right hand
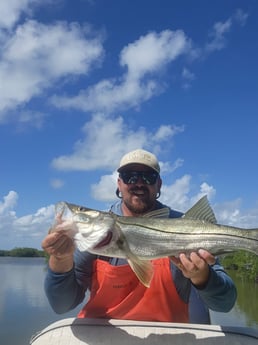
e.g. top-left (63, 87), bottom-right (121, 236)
top-left (42, 230), bottom-right (75, 273)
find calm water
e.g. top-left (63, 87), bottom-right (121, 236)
top-left (0, 257), bottom-right (82, 345)
top-left (0, 257), bottom-right (257, 345)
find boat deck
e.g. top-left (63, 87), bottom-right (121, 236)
top-left (30, 318), bottom-right (258, 345)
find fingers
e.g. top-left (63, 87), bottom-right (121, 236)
top-left (42, 231), bottom-right (63, 250)
top-left (42, 231), bottom-right (75, 258)
top-left (170, 250), bottom-right (216, 268)
top-left (180, 252), bottom-right (204, 272)
top-left (198, 249), bottom-right (216, 265)
top-left (170, 249), bottom-right (215, 287)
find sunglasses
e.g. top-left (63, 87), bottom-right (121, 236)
top-left (119, 171), bottom-right (159, 185)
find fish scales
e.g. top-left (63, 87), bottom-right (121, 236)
top-left (117, 220), bottom-right (258, 258)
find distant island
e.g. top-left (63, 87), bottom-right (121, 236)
top-left (0, 247), bottom-right (46, 257)
top-left (0, 247), bottom-right (257, 282)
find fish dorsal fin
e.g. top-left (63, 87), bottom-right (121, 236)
top-left (143, 207), bottom-right (170, 218)
top-left (183, 195), bottom-right (217, 223)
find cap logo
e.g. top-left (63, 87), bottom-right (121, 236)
top-left (125, 151), bottom-right (152, 163)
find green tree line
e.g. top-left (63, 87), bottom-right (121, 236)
top-left (0, 247), bottom-right (46, 257)
top-left (221, 250), bottom-right (258, 282)
top-left (0, 248), bottom-right (257, 282)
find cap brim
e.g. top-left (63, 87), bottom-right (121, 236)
top-left (117, 163), bottom-right (159, 174)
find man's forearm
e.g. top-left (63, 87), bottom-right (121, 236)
top-left (48, 254), bottom-right (74, 273)
top-left (44, 266), bottom-right (85, 314)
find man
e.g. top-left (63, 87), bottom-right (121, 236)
top-left (42, 149), bottom-right (237, 323)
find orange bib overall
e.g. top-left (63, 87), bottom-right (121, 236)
top-left (78, 258), bottom-right (189, 322)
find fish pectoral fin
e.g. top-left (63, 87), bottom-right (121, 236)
top-left (127, 258), bottom-right (154, 288)
top-left (183, 195), bottom-right (217, 223)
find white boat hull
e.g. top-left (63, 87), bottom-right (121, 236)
top-left (30, 318), bottom-right (258, 345)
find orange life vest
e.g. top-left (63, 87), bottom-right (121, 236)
top-left (78, 257), bottom-right (189, 322)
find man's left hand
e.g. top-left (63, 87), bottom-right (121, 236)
top-left (170, 249), bottom-right (216, 288)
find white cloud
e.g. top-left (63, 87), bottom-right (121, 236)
top-left (91, 171), bottom-right (118, 203)
top-left (120, 30), bottom-right (190, 79)
top-left (51, 29), bottom-right (191, 114)
top-left (214, 199), bottom-right (258, 228)
top-left (205, 18), bottom-right (232, 52)
top-left (159, 177), bottom-right (258, 229)
top-left (159, 175), bottom-right (217, 212)
top-left (205, 10), bottom-right (248, 54)
top-left (0, 191), bottom-right (54, 249)
top-left (51, 77), bottom-right (159, 114)
top-left (50, 12), bottom-right (248, 114)
top-left (216, 199), bottom-right (241, 224)
top-left (51, 113), bottom-right (184, 171)
top-left (153, 125), bottom-right (184, 142)
top-left (0, 190), bottom-right (18, 215)
top-left (0, 20), bottom-right (104, 122)
top-left (0, 0), bottom-right (40, 30)
top-left (0, 8), bottom-right (248, 125)
top-left (190, 182), bottom-right (216, 205)
top-left (51, 114), bottom-right (142, 171)
top-left (13, 205), bottom-right (54, 229)
top-left (160, 158), bottom-right (184, 175)
top-left (159, 175), bottom-right (192, 210)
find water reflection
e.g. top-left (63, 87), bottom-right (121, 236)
top-left (0, 257), bottom-right (81, 345)
top-left (0, 257), bottom-right (46, 314)
top-left (210, 271), bottom-right (258, 329)
top-left (232, 271), bottom-right (258, 328)
top-left (0, 258), bottom-right (257, 345)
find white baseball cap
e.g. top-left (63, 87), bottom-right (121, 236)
top-left (117, 149), bottom-right (160, 174)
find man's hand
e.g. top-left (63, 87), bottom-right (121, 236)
top-left (170, 249), bottom-right (216, 288)
top-left (42, 230), bottom-right (75, 273)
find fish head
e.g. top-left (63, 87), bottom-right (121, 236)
top-left (61, 202), bottom-right (118, 252)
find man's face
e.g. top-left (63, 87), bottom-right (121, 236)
top-left (117, 164), bottom-right (162, 216)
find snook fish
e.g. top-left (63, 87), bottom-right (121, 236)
top-left (49, 196), bottom-right (258, 287)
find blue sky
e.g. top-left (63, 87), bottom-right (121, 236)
top-left (0, 0), bottom-right (258, 250)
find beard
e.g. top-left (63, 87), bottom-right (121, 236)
top-left (122, 187), bottom-right (156, 215)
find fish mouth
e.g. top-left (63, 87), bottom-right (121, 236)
top-left (93, 230), bottom-right (113, 249)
